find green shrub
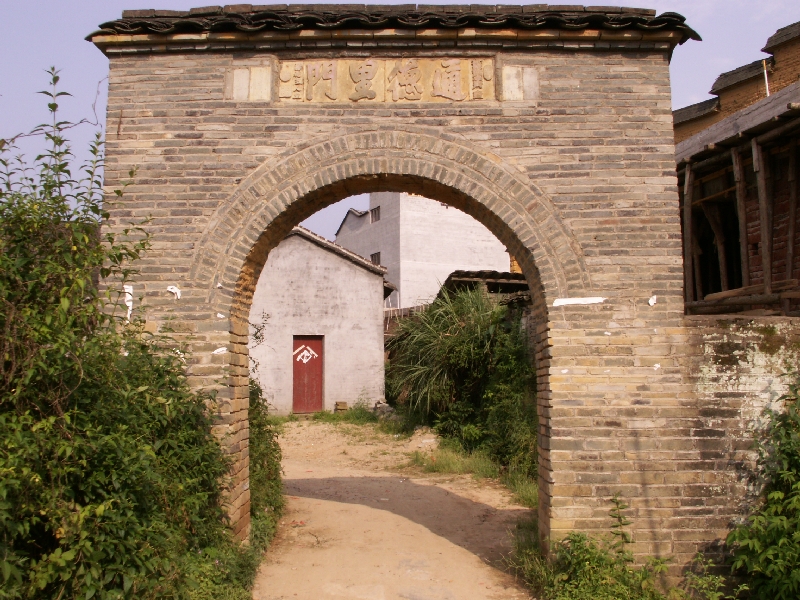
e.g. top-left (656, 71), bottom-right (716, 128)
top-left (183, 381), bottom-right (283, 600)
top-left (681, 554), bottom-right (747, 600)
top-left (248, 379), bottom-right (283, 547)
top-left (386, 288), bottom-right (537, 475)
top-left (726, 373), bottom-right (800, 599)
top-left (0, 70), bottom-right (282, 600)
top-left (511, 496), bottom-right (669, 600)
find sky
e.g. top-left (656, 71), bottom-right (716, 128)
top-left (2, 0), bottom-right (799, 239)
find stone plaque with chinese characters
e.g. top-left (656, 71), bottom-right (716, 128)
top-left (278, 58), bottom-right (495, 103)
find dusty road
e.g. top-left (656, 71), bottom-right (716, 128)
top-left (252, 421), bottom-right (533, 600)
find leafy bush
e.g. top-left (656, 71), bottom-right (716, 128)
top-left (248, 379), bottom-right (283, 548)
top-left (511, 496), bottom-right (670, 600)
top-left (681, 554), bottom-right (746, 600)
top-left (726, 373), bottom-right (800, 599)
top-left (386, 288), bottom-right (537, 475)
top-left (0, 70), bottom-right (282, 599)
top-left (184, 381), bottom-right (283, 600)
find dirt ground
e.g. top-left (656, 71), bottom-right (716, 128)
top-left (251, 420), bottom-right (534, 600)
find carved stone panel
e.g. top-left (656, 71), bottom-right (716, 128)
top-left (278, 58), bottom-right (495, 103)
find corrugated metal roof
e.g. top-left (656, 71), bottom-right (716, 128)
top-left (675, 80), bottom-right (800, 165)
top-left (445, 270), bottom-right (527, 282)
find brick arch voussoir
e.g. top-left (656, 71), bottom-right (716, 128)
top-left (191, 126), bottom-right (590, 318)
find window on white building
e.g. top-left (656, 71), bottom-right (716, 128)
top-left (370, 206), bottom-right (380, 223)
top-left (370, 252), bottom-right (381, 265)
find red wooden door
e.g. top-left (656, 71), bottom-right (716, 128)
top-left (292, 336), bottom-right (324, 413)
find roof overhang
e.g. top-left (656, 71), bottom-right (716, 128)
top-left (334, 208), bottom-right (367, 238)
top-left (676, 80), bottom-right (800, 168)
top-left (288, 226), bottom-right (387, 277)
top-left (673, 97), bottom-right (719, 127)
top-left (87, 4), bottom-right (699, 54)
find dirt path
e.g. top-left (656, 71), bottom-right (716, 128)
top-left (252, 421), bottom-right (534, 600)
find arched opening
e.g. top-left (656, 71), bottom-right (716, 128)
top-left (190, 125), bottom-right (593, 543)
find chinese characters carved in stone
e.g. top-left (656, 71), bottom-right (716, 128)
top-left (279, 58), bottom-right (494, 103)
top-left (387, 59), bottom-right (423, 101)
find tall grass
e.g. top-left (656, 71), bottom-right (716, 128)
top-left (387, 288), bottom-right (498, 415)
top-left (386, 287), bottom-right (537, 476)
top-left (409, 442), bottom-right (538, 507)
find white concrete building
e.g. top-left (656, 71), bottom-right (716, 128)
top-left (335, 192), bottom-right (510, 308)
top-left (248, 227), bottom-right (389, 415)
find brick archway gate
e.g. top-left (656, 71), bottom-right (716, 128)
top-left (192, 124), bottom-right (589, 540)
top-left (93, 5), bottom-right (715, 570)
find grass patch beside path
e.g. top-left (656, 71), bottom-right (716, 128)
top-left (263, 413), bottom-right (298, 430)
top-left (312, 404), bottom-right (379, 425)
top-left (308, 404), bottom-right (413, 438)
top-left (410, 447), bottom-right (500, 478)
top-left (409, 441), bottom-right (538, 508)
top-left (503, 470), bottom-right (539, 509)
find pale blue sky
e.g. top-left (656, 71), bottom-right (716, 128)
top-left (2, 1), bottom-right (799, 239)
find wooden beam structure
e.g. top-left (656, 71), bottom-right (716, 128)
top-left (686, 290), bottom-right (800, 309)
top-left (731, 148), bottom-right (751, 287)
top-left (682, 163), bottom-right (695, 302)
top-left (752, 139), bottom-right (773, 294)
top-left (754, 115), bottom-right (800, 146)
top-left (692, 237), bottom-right (704, 301)
top-left (704, 278), bottom-right (797, 301)
top-left (787, 141), bottom-right (799, 314)
top-left (701, 203), bottom-right (729, 291)
top-left (788, 141), bottom-right (798, 281)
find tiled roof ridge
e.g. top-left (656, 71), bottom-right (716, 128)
top-left (710, 57), bottom-right (773, 95)
top-left (672, 97), bottom-right (719, 126)
top-left (679, 18), bottom-right (799, 114)
top-left (90, 5), bottom-right (699, 44)
top-left (334, 207), bottom-right (367, 238)
top-left (763, 19), bottom-right (800, 53)
top-left (289, 225), bottom-right (386, 276)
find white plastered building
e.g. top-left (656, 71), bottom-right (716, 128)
top-left (335, 192), bottom-right (510, 308)
top-left (248, 227), bottom-right (390, 414)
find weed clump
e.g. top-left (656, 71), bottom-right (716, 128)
top-left (510, 495), bottom-right (749, 600)
top-left (726, 372), bottom-right (800, 600)
top-left (511, 495), bottom-right (667, 600)
top-left (409, 441), bottom-right (500, 479)
top-left (311, 402), bottom-right (379, 425)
